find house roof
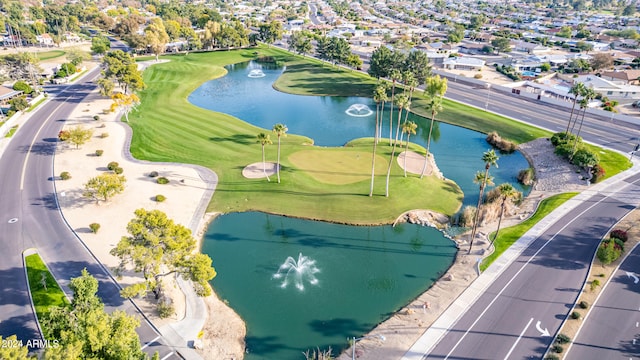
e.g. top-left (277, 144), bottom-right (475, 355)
top-left (601, 70), bottom-right (640, 82)
top-left (0, 86), bottom-right (22, 100)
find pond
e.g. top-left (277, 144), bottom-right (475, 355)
top-left (202, 212), bottom-right (457, 360)
top-left (192, 61), bottom-right (533, 359)
top-left (188, 61), bottom-right (530, 206)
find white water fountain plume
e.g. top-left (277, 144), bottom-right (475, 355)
top-left (345, 103), bottom-right (373, 117)
top-left (272, 253), bottom-right (320, 291)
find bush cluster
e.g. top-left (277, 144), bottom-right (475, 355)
top-left (591, 164), bottom-right (605, 183)
top-left (590, 279), bottom-right (600, 291)
top-left (555, 333), bottom-right (571, 345)
top-left (610, 229), bottom-right (628, 242)
top-left (550, 132), bottom-right (600, 173)
top-left (551, 344), bottom-right (564, 353)
top-left (58, 130), bottom-right (70, 141)
top-left (517, 168), bottom-right (535, 186)
top-left (114, 167), bottom-right (124, 175)
top-left (486, 132), bottom-right (517, 153)
top-left (155, 194), bottom-right (166, 202)
top-left (93, 115), bottom-right (100, 121)
top-left (578, 300), bottom-right (589, 309)
top-left (100, 132), bottom-right (109, 138)
top-left (596, 239), bottom-right (623, 265)
top-left (60, 171), bottom-right (71, 180)
top-left (148, 171), bottom-right (159, 178)
top-left (570, 311), bottom-right (581, 319)
top-left (157, 300), bottom-right (175, 319)
top-left (157, 177), bottom-right (169, 184)
top-left (89, 223), bottom-right (100, 234)
top-left (95, 150), bottom-right (104, 157)
top-left (107, 161), bottom-right (119, 171)
top-left (495, 64), bottom-right (521, 81)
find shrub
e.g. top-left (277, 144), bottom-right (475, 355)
top-left (157, 176), bottom-right (169, 184)
top-left (89, 223), bottom-right (100, 234)
top-left (517, 168), bottom-right (535, 186)
top-left (474, 73), bottom-right (483, 79)
top-left (544, 355), bottom-right (560, 360)
top-left (591, 164), bottom-right (605, 183)
top-left (58, 130), bottom-right (70, 141)
top-left (155, 194), bottom-right (166, 202)
top-left (157, 300), bottom-right (175, 319)
top-left (572, 148), bottom-right (599, 168)
top-left (555, 333), bottom-right (571, 344)
top-left (148, 171), bottom-right (159, 178)
top-left (551, 344), bottom-right (564, 353)
top-left (100, 132), bottom-right (109, 138)
top-left (610, 229), bottom-right (628, 242)
top-left (60, 171), bottom-right (71, 180)
top-left (590, 279), bottom-right (600, 291)
top-left (554, 142), bottom-right (574, 159)
top-left (550, 132), bottom-right (577, 146)
top-left (93, 115), bottom-right (100, 121)
top-left (13, 80), bottom-right (33, 94)
top-left (457, 206), bottom-right (476, 227)
top-left (486, 131), bottom-right (517, 153)
top-left (95, 149), bottom-right (104, 157)
top-left (114, 167), bottom-right (124, 175)
top-left (578, 300), bottom-right (588, 309)
top-left (597, 239), bottom-right (622, 265)
top-left (570, 311), bottom-right (581, 319)
top-left (107, 161), bottom-right (119, 171)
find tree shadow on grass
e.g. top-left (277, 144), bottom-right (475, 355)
top-left (209, 134), bottom-right (255, 145)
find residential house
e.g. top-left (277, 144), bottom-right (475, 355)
top-left (443, 56), bottom-right (485, 71)
top-left (600, 70), bottom-right (640, 85)
top-left (574, 75), bottom-right (640, 102)
top-left (36, 33), bottom-right (54, 46)
top-left (512, 40), bottom-right (551, 54)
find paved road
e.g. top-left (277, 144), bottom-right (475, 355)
top-left (566, 208), bottom-right (640, 360)
top-left (419, 173), bottom-right (640, 359)
top-left (437, 72), bottom-right (639, 154)
top-left (0, 68), bottom-right (180, 358)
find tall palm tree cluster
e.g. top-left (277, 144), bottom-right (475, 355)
top-left (368, 72), bottom-right (448, 198)
top-left (256, 123), bottom-right (288, 183)
top-left (565, 82), bottom-right (597, 156)
top-left (467, 149), bottom-right (521, 253)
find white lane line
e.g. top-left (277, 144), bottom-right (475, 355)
top-left (443, 194), bottom-right (610, 360)
top-left (160, 352), bottom-right (174, 360)
top-left (19, 90), bottom-right (73, 190)
top-left (636, 321), bottom-right (639, 327)
top-left (504, 318), bottom-right (534, 360)
top-left (141, 335), bottom-right (160, 350)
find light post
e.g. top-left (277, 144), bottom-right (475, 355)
top-left (485, 83), bottom-right (491, 110)
top-left (351, 334), bottom-right (385, 360)
top-left (630, 141), bottom-right (640, 161)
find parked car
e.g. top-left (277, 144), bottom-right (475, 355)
top-left (633, 100), bottom-right (640, 108)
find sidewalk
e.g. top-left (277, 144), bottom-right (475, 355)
top-left (401, 157), bottom-right (640, 360)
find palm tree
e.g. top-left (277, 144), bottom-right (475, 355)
top-left (385, 93), bottom-right (409, 197)
top-left (272, 123), bottom-right (287, 183)
top-left (398, 100), bottom-right (412, 145)
top-left (370, 85), bottom-right (387, 196)
top-left (377, 82), bottom-right (389, 144)
top-left (565, 82), bottom-right (586, 134)
top-left (469, 149), bottom-right (499, 253)
top-left (393, 93), bottom-right (409, 147)
top-left (421, 75), bottom-right (448, 179)
top-left (489, 183), bottom-right (519, 249)
top-left (387, 69), bottom-right (402, 145)
top-left (256, 132), bottom-right (272, 182)
top-left (402, 121), bottom-right (418, 177)
top-left (571, 87), bottom-right (597, 156)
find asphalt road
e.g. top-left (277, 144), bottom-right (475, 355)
top-left (436, 72), bottom-right (639, 155)
top-left (566, 199), bottom-right (640, 360)
top-left (0, 68), bottom-right (180, 358)
top-left (424, 173), bottom-right (640, 359)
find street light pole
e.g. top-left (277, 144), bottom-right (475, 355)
top-left (485, 84), bottom-right (491, 110)
top-left (351, 334), bottom-right (385, 360)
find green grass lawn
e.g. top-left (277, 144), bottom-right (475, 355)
top-left (129, 45), bottom-right (626, 224)
top-left (5, 125), bottom-right (17, 138)
top-left (129, 48), bottom-right (463, 224)
top-left (25, 253), bottom-right (69, 325)
top-left (36, 50), bottom-right (66, 61)
top-left (480, 192), bottom-right (579, 271)
top-left (27, 97), bottom-right (46, 112)
top-left (586, 143), bottom-right (631, 179)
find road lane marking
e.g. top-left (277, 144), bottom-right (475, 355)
top-left (160, 352), bottom-right (174, 360)
top-left (504, 318), bottom-right (534, 360)
top-left (19, 89), bottom-right (74, 190)
top-left (8, 218), bottom-right (18, 223)
top-left (141, 335), bottom-right (160, 350)
top-left (442, 194), bottom-right (611, 360)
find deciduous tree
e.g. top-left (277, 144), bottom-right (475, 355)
top-left (110, 209), bottom-right (217, 298)
top-left (83, 173), bottom-right (126, 203)
top-left (67, 125), bottom-right (94, 149)
top-left (110, 92), bottom-right (140, 122)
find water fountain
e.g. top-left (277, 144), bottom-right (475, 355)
top-left (345, 103), bottom-right (374, 117)
top-left (248, 69), bottom-right (266, 78)
top-left (272, 253), bottom-right (320, 291)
